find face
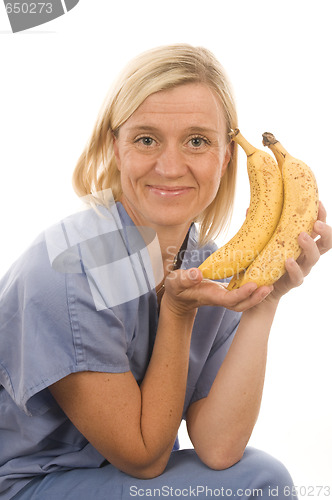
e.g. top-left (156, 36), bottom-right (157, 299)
top-left (113, 83), bottom-right (231, 233)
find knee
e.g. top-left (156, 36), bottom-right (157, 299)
top-left (244, 448), bottom-right (296, 495)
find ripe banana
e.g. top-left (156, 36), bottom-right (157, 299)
top-left (228, 132), bottom-right (319, 289)
top-left (198, 129), bottom-right (283, 279)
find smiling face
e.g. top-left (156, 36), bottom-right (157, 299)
top-left (113, 83), bottom-right (231, 235)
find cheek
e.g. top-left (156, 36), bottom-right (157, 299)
top-left (194, 154), bottom-right (223, 201)
top-left (198, 152), bottom-right (223, 182)
top-left (118, 150), bottom-right (156, 181)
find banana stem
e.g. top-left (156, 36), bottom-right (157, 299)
top-left (262, 132), bottom-right (279, 146)
top-left (262, 132), bottom-right (287, 169)
top-left (230, 129), bottom-right (257, 157)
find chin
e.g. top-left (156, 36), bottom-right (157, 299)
top-left (152, 212), bottom-right (195, 228)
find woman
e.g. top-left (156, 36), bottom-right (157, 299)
top-left (0, 44), bottom-right (331, 499)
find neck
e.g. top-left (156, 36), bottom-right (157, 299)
top-left (118, 196), bottom-right (191, 275)
top-left (156, 224), bottom-right (191, 275)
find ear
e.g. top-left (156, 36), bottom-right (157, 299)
top-left (112, 134), bottom-right (121, 171)
top-left (221, 143), bottom-right (232, 177)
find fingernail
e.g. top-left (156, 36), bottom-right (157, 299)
top-left (248, 283), bottom-right (258, 293)
top-left (301, 232), bottom-right (310, 240)
top-left (262, 288), bottom-right (272, 298)
top-left (189, 268), bottom-right (199, 280)
top-left (315, 220), bottom-right (324, 231)
top-left (319, 201), bottom-right (326, 212)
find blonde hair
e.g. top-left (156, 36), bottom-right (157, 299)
top-left (72, 44), bottom-right (238, 245)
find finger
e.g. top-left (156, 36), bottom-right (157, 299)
top-left (222, 282), bottom-right (258, 308)
top-left (317, 200), bottom-right (327, 223)
top-left (182, 279), bottom-right (258, 309)
top-left (296, 231), bottom-right (321, 275)
top-left (229, 285), bottom-right (274, 312)
top-left (180, 279), bottom-right (255, 308)
top-left (285, 258), bottom-right (304, 287)
top-left (313, 220), bottom-right (332, 255)
top-left (220, 282), bottom-right (276, 311)
top-left (311, 201), bottom-right (327, 239)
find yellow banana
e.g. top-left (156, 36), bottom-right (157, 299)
top-left (228, 132), bottom-right (319, 289)
top-left (199, 129), bottom-right (283, 279)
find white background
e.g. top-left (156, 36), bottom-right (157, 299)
top-left (1, 0), bottom-right (331, 497)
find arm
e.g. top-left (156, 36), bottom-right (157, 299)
top-left (50, 303), bottom-right (196, 479)
top-left (186, 299), bottom-right (277, 470)
top-left (49, 270), bottom-right (270, 479)
top-left (186, 202), bottom-right (332, 470)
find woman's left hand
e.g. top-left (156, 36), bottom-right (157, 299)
top-left (267, 201), bottom-right (332, 302)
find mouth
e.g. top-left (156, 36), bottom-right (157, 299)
top-left (147, 185), bottom-right (193, 197)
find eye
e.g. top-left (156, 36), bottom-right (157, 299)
top-left (187, 135), bottom-right (210, 149)
top-left (135, 136), bottom-right (156, 147)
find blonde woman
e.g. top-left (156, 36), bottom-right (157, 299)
top-left (1, 45), bottom-right (331, 500)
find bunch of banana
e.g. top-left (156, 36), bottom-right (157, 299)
top-left (227, 132), bottom-right (319, 289)
top-left (198, 129), bottom-right (284, 279)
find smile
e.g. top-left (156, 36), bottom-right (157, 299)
top-left (147, 185), bottom-right (193, 197)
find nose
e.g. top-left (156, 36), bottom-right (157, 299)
top-left (154, 142), bottom-right (188, 178)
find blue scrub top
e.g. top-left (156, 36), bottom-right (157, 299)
top-left (0, 201), bottom-right (241, 499)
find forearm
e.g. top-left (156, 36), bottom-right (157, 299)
top-left (137, 302), bottom-right (196, 475)
top-left (187, 299), bottom-right (279, 469)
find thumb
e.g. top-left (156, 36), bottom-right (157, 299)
top-left (187, 268), bottom-right (202, 282)
top-left (166, 267), bottom-right (202, 293)
top-left (178, 268), bottom-right (202, 289)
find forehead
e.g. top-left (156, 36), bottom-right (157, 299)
top-left (126, 83), bottom-right (226, 131)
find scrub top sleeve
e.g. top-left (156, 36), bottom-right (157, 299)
top-left (189, 309), bottom-right (241, 406)
top-left (0, 237), bottom-right (130, 418)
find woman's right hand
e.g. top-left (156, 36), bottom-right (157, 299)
top-left (162, 268), bottom-right (273, 316)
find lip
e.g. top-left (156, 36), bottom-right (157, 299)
top-left (147, 185), bottom-right (193, 197)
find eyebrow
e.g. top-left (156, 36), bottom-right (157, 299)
top-left (126, 125), bottom-right (220, 135)
top-left (127, 126), bottom-right (161, 134)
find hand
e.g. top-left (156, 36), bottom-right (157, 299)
top-left (162, 267), bottom-right (272, 316)
top-left (267, 201), bottom-right (332, 301)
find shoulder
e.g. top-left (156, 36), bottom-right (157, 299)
top-left (0, 202), bottom-right (122, 324)
top-left (0, 204), bottom-right (133, 414)
top-left (0, 231), bottom-right (66, 304)
top-left (13, 201), bottom-right (125, 288)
